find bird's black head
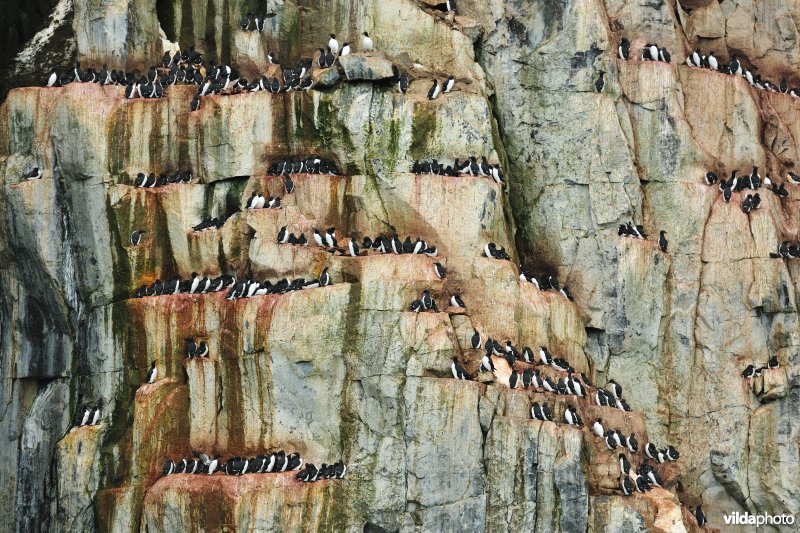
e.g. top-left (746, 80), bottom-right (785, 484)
top-left (330, 33), bottom-right (336, 38)
top-left (363, 31), bottom-right (369, 37)
top-left (660, 230), bottom-right (666, 235)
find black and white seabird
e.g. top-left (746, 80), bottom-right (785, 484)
top-left (619, 453), bottom-right (630, 475)
top-left (277, 226), bottom-right (289, 244)
top-left (470, 330), bottom-right (481, 350)
top-left (704, 171), bottom-right (717, 185)
top-left (666, 445), bottom-right (680, 461)
top-left (538, 346), bottom-right (552, 365)
top-left (319, 268), bottom-right (331, 287)
top-left (195, 342), bottom-right (208, 357)
top-left (420, 290), bottom-right (433, 310)
top-left (24, 167), bottom-right (42, 180)
top-left (451, 357), bottom-right (469, 379)
top-left (626, 433), bottom-right (638, 453)
top-left (434, 262), bottom-right (446, 279)
top-left (595, 71), bottom-right (605, 93)
top-left (347, 238), bottom-right (360, 257)
top-left (690, 48), bottom-right (701, 68)
top-left (707, 51), bottom-right (718, 71)
top-left (339, 43), bottom-right (351, 57)
top-left (398, 73), bottom-right (409, 94)
top-left (658, 231), bottom-right (668, 253)
top-left (592, 418), bottom-right (604, 438)
top-left (130, 230), bottom-right (144, 246)
top-left (325, 228), bottom-right (338, 248)
top-left (443, 76), bottom-right (454, 93)
top-left (362, 32), bottom-right (374, 51)
top-left (741, 364), bottom-right (755, 379)
top-left (480, 350), bottom-right (495, 372)
top-left (240, 12), bottom-right (252, 30)
top-left (427, 80), bottom-right (440, 100)
top-left (695, 506), bottom-right (706, 526)
top-left (620, 475), bottom-right (633, 495)
top-left (606, 379), bottom-right (622, 399)
top-left (605, 431), bottom-right (618, 450)
top-left (328, 34), bottom-right (339, 55)
top-left (145, 360), bottom-right (157, 384)
top-left (450, 294), bottom-right (464, 308)
top-left (645, 442), bottom-right (658, 459)
top-left (648, 43), bottom-right (659, 61)
top-left (618, 38), bottom-right (630, 60)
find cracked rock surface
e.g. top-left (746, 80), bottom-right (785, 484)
top-left (1, 0), bottom-right (799, 531)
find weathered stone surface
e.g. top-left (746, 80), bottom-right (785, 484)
top-left (339, 53), bottom-right (395, 81)
top-left (73, 0), bottom-right (161, 71)
top-left (4, 0), bottom-right (800, 530)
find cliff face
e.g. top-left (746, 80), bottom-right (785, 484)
top-left (0, 0), bottom-right (798, 531)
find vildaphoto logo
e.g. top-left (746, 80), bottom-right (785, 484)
top-left (723, 511), bottom-right (796, 528)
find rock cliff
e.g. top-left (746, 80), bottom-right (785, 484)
top-left (1, 0), bottom-right (799, 531)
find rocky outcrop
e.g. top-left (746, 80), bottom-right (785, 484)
top-left (1, 0), bottom-right (800, 531)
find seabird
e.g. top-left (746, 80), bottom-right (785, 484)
top-left (658, 231), bottom-right (668, 253)
top-left (130, 230), bottom-right (144, 246)
top-left (605, 431), bottom-right (617, 450)
top-left (692, 48), bottom-right (701, 68)
top-left (434, 262), bottom-right (446, 279)
top-left (90, 405), bottom-right (101, 425)
top-left (443, 76), bottom-right (454, 93)
top-left (328, 34), bottom-right (339, 55)
top-left (595, 389), bottom-right (608, 406)
top-left (619, 453), bottom-right (630, 475)
top-left (707, 52), bottom-right (718, 70)
top-left (626, 433), bottom-right (638, 453)
top-left (645, 442), bottom-right (658, 459)
top-left (730, 55), bottom-right (741, 75)
top-left (451, 357), bottom-right (469, 379)
top-left (450, 294), bottom-right (465, 308)
top-left (618, 38), bottom-right (630, 60)
top-left (24, 167), bottom-right (42, 180)
top-left (339, 43), bottom-right (351, 57)
top-left (362, 32), bottom-right (373, 51)
top-left (471, 330), bottom-right (481, 349)
top-left (427, 80), bottom-right (440, 100)
top-left (538, 346), bottom-right (552, 365)
top-left (325, 228), bottom-right (338, 247)
top-left (79, 407), bottom-right (92, 426)
top-left (704, 171), bottom-right (717, 185)
top-left (240, 12), bottom-right (252, 30)
top-left (606, 379), bottom-right (622, 399)
top-left (319, 267), bottom-right (331, 287)
top-left (741, 364), bottom-right (755, 379)
top-left (768, 355), bottom-right (779, 368)
top-left (595, 71), bottom-right (605, 93)
top-left (620, 475), bottom-right (633, 496)
top-left (277, 226), bottom-right (289, 244)
top-left (398, 73), bottom-right (409, 94)
top-left (695, 506), bottom-right (706, 526)
top-left (592, 419), bottom-right (604, 438)
top-left (145, 360), bottom-right (157, 384)
top-left (666, 445), bottom-right (680, 461)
